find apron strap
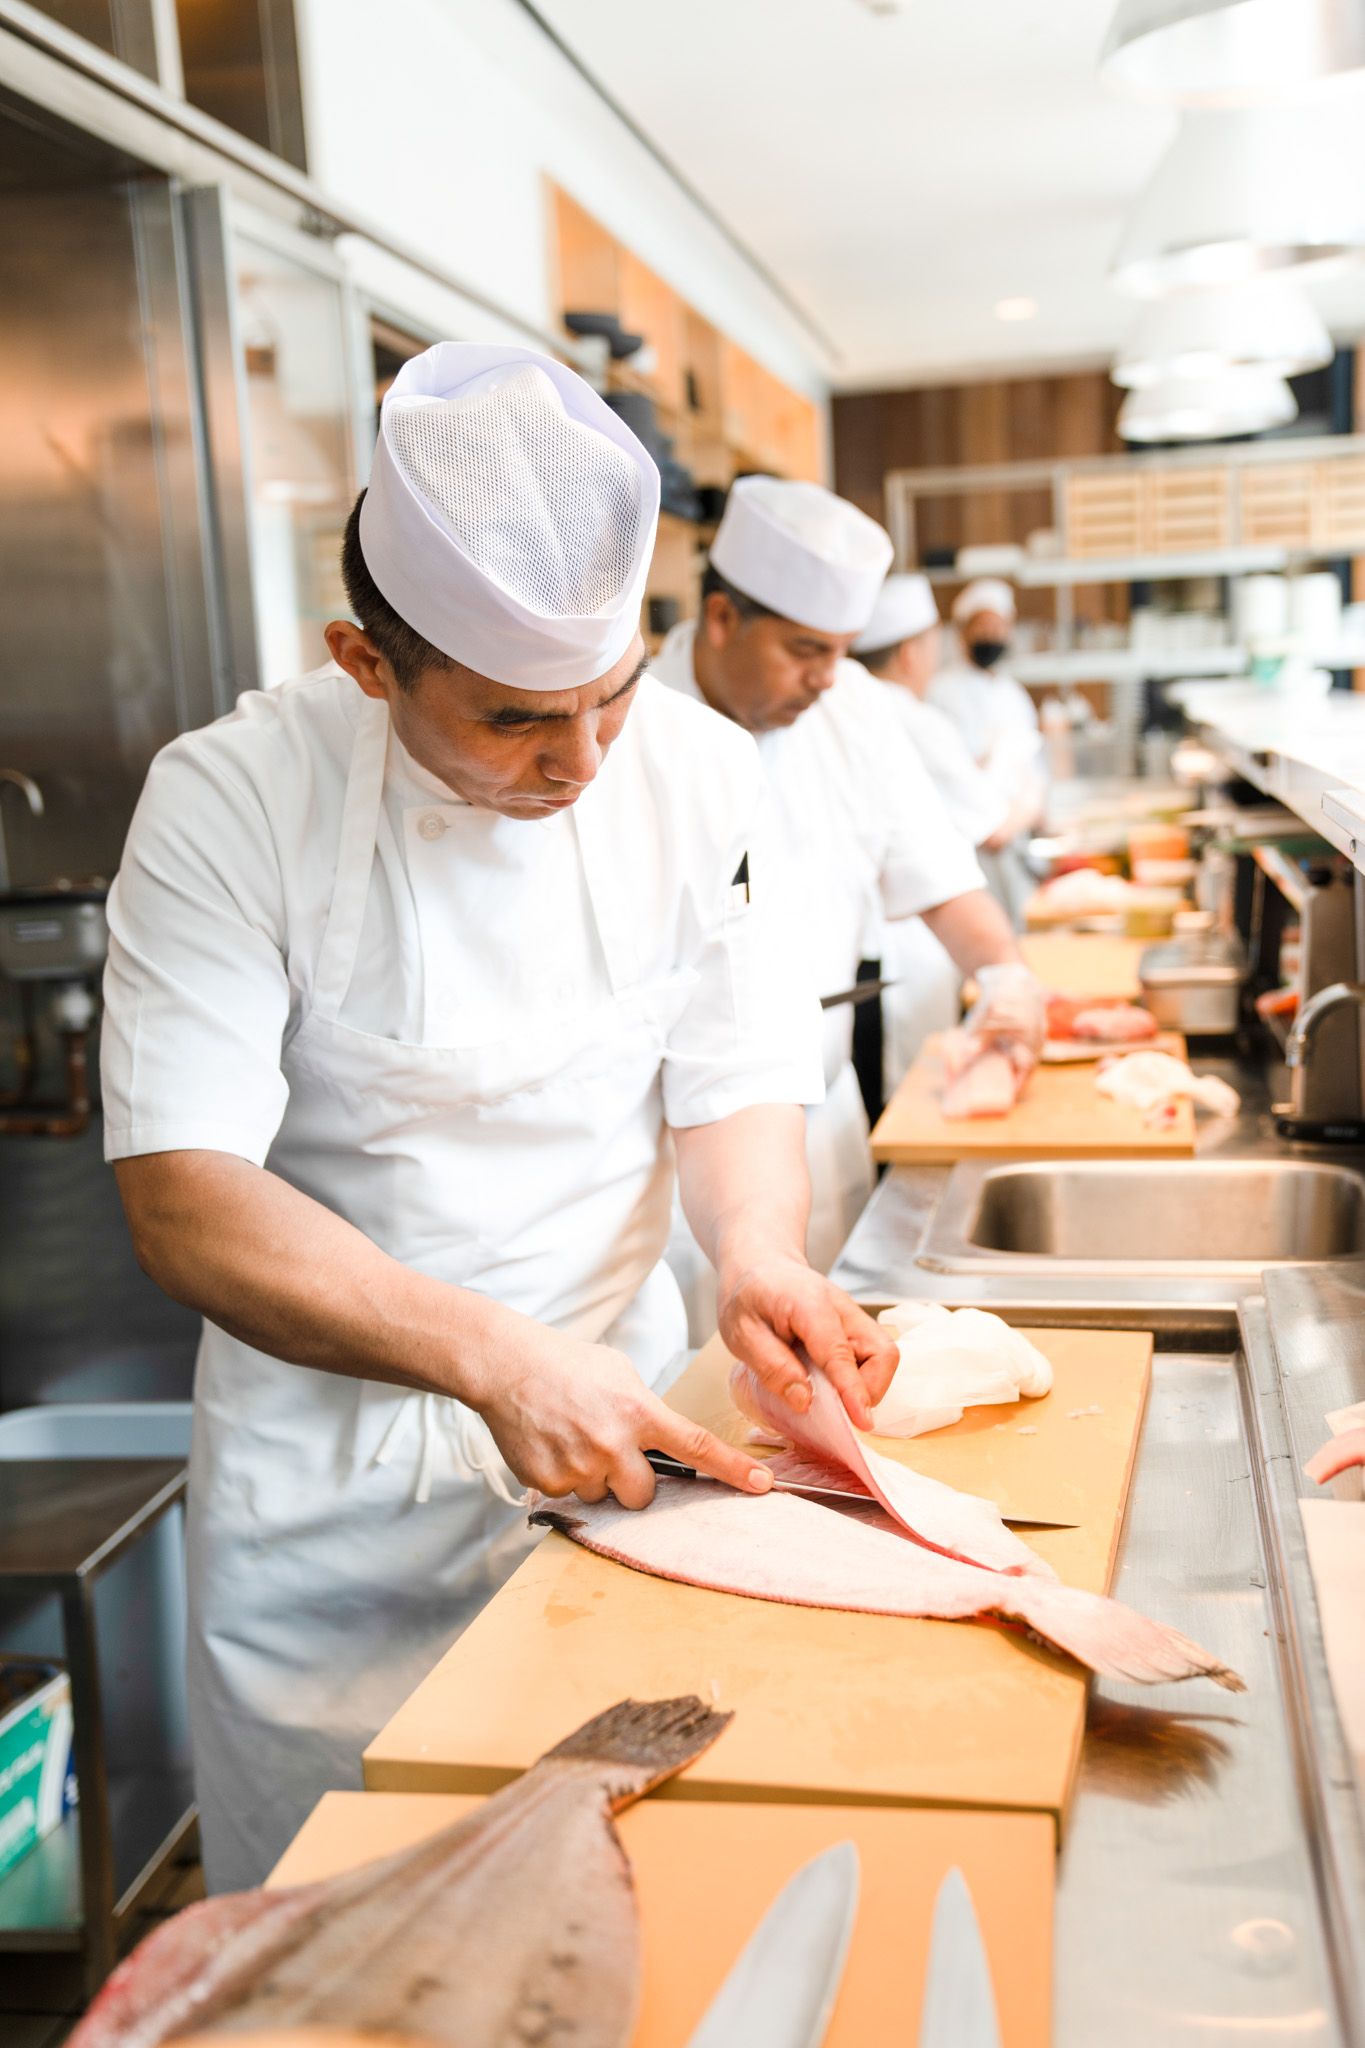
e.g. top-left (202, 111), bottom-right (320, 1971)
top-left (311, 698), bottom-right (391, 1022)
top-left (572, 783), bottom-right (643, 996)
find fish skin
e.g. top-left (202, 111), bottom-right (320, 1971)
top-left (68, 1697), bottom-right (731, 2048)
top-left (730, 1362), bottom-right (1055, 1581)
top-left (534, 1482), bottom-right (1245, 1692)
top-left (1305, 1427), bottom-right (1365, 1485)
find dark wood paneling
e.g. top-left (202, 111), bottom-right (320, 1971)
top-left (833, 370), bottom-right (1126, 625)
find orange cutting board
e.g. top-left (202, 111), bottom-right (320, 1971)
top-left (670, 1325), bottom-right (1152, 1559)
top-left (365, 1326), bottom-right (1153, 1831)
top-left (269, 1791), bottom-right (1054, 2048)
top-left (871, 1029), bottom-right (1196, 1164)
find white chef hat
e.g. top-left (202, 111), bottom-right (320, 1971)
top-left (710, 476), bottom-right (893, 635)
top-left (359, 342), bottom-right (660, 690)
top-left (852, 572), bottom-right (940, 653)
top-left (951, 577), bottom-right (1017, 626)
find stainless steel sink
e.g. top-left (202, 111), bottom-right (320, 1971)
top-left (919, 1158), bottom-right (1365, 1276)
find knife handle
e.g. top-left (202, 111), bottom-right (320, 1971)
top-left (643, 1448), bottom-right (698, 1480)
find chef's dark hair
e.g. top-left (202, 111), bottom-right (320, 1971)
top-left (340, 492), bottom-right (455, 689)
top-left (700, 561), bottom-right (779, 623)
top-left (854, 639), bottom-right (904, 674)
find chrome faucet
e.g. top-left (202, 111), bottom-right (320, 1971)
top-left (0, 770), bottom-right (43, 895)
top-left (1285, 982), bottom-right (1365, 1069)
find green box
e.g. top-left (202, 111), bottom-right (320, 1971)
top-left (0, 1663), bottom-right (75, 1880)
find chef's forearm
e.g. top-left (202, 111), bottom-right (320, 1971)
top-left (671, 1103), bottom-right (811, 1280)
top-left (113, 1149), bottom-right (534, 1404)
top-left (920, 888), bottom-right (1021, 978)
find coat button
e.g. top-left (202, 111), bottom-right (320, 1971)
top-left (417, 811), bottom-right (448, 841)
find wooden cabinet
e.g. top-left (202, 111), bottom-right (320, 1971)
top-left (616, 251), bottom-right (686, 414)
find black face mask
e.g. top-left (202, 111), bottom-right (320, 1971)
top-left (968, 638), bottom-right (1008, 671)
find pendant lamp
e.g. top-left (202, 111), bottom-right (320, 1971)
top-left (1117, 365), bottom-right (1297, 440)
top-left (1111, 98), bottom-right (1365, 295)
top-left (1113, 278), bottom-right (1332, 387)
top-left (1101, 0), bottom-right (1365, 104)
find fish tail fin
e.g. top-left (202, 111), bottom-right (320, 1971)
top-left (1011, 1582), bottom-right (1247, 1692)
top-left (541, 1695), bottom-right (733, 1808)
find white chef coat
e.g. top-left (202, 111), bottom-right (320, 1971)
top-left (869, 676), bottom-right (1008, 1090)
top-left (102, 662), bottom-right (822, 1889)
top-left (654, 622), bottom-right (983, 1293)
top-left (928, 658), bottom-right (1046, 922)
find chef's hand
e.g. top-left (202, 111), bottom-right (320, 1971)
top-left (967, 961), bottom-right (1046, 1059)
top-left (473, 1323), bottom-right (775, 1511)
top-left (717, 1254), bottom-right (898, 1431)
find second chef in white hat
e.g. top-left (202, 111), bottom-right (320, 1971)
top-left (101, 348), bottom-right (898, 1893)
top-left (653, 480), bottom-right (1042, 1312)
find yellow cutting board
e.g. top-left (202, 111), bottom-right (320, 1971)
top-left (269, 1792), bottom-right (1054, 2048)
top-left (364, 1327), bottom-right (1153, 1831)
top-left (871, 1029), bottom-right (1196, 1164)
top-left (669, 1326), bottom-right (1151, 1556)
top-left (1022, 932), bottom-right (1150, 1000)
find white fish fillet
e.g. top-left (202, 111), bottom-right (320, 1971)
top-left (532, 1481), bottom-right (1244, 1691)
top-left (730, 1363), bottom-right (1055, 1581)
top-left (1305, 1427), bottom-right (1365, 1485)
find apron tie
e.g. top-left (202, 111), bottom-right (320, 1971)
top-left (370, 1391), bottom-right (531, 1509)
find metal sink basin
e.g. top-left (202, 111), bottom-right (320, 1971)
top-left (919, 1158), bottom-right (1365, 1276)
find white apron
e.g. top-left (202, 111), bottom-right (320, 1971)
top-left (186, 701), bottom-right (687, 1892)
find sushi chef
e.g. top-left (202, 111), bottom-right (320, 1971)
top-left (101, 344), bottom-right (896, 1892)
top-left (851, 573), bottom-right (1010, 1089)
top-left (652, 480), bottom-right (1043, 1302)
top-left (929, 578), bottom-right (1047, 920)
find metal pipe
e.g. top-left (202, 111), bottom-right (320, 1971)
top-left (1285, 980), bottom-right (1365, 1069)
top-left (0, 767), bottom-right (44, 894)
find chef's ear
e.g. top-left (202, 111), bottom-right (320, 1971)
top-left (325, 620), bottom-right (399, 702)
top-left (701, 589), bottom-right (742, 652)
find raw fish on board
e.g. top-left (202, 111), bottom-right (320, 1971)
top-left (68, 1697), bottom-right (730, 2048)
top-left (1305, 1428), bottom-right (1365, 1485)
top-left (534, 1482), bottom-right (1243, 1691)
top-left (730, 1361), bottom-right (1054, 1579)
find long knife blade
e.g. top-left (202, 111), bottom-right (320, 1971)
top-left (643, 1450), bottom-right (1078, 1528)
top-left (686, 1840), bottom-right (860, 2048)
top-left (918, 1867), bottom-right (1002, 2048)
top-left (820, 976), bottom-right (896, 1010)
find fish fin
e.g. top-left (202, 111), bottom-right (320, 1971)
top-left (1012, 1582), bottom-right (1247, 1693)
top-left (540, 1694), bottom-right (733, 1810)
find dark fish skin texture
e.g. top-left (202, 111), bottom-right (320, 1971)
top-left (69, 1696), bottom-right (731, 2048)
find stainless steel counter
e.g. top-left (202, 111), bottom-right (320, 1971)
top-left (829, 1059), bottom-right (1365, 2044)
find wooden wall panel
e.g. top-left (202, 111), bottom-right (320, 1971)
top-left (832, 371), bottom-right (1126, 626)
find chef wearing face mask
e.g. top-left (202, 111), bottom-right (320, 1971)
top-left (652, 480), bottom-right (1042, 1308)
top-left (852, 574), bottom-right (1011, 1090)
top-left (101, 346), bottom-right (896, 1892)
top-left (928, 578), bottom-right (1047, 923)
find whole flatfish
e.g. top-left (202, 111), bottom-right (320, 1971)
top-left (71, 1695), bottom-right (731, 2048)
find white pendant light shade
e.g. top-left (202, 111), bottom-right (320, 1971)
top-left (1101, 0), bottom-right (1365, 105)
top-left (1113, 279), bottom-right (1333, 387)
top-left (1111, 99), bottom-right (1365, 295)
top-left (1118, 366), bottom-right (1298, 440)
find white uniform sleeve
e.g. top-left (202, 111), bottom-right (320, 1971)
top-left (102, 742), bottom-right (292, 1165)
top-left (852, 677), bottom-right (985, 920)
top-left (661, 776), bottom-right (825, 1130)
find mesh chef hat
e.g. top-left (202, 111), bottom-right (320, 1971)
top-left (852, 572), bottom-right (939, 653)
top-left (360, 342), bottom-right (660, 690)
top-left (951, 577), bottom-right (1017, 626)
top-left (710, 477), bottom-right (892, 635)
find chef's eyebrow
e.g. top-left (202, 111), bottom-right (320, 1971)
top-left (485, 652), bottom-right (650, 726)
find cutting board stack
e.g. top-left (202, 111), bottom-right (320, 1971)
top-left (323, 1324), bottom-right (1155, 2046)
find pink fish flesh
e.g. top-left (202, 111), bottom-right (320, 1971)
top-left (1305, 1427), bottom-right (1365, 1485)
top-left (937, 1030), bottom-right (1032, 1120)
top-left (731, 1361), bottom-right (1054, 1580)
top-left (1069, 1005), bottom-right (1158, 1043)
top-left (533, 1482), bottom-right (1244, 1691)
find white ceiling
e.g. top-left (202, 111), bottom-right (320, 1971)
top-left (532, 0), bottom-right (1365, 390)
